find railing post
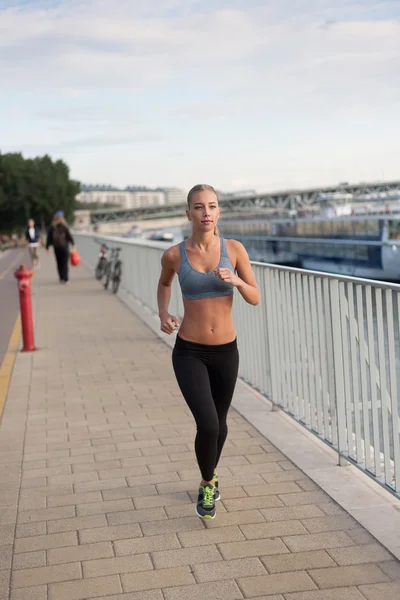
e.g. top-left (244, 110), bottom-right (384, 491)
top-left (264, 268), bottom-right (280, 411)
top-left (330, 279), bottom-right (349, 466)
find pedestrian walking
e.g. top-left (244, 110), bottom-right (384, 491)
top-left (46, 211), bottom-right (74, 284)
top-left (25, 219), bottom-right (41, 269)
top-left (157, 184), bottom-right (260, 519)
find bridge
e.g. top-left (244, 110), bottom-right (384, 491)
top-left (82, 180), bottom-right (400, 225)
top-left (0, 237), bottom-right (400, 600)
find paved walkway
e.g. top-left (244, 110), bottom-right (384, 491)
top-left (1, 255), bottom-right (400, 600)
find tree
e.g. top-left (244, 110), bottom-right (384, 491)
top-left (0, 152), bottom-right (80, 233)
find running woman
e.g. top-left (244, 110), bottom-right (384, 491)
top-left (157, 184), bottom-right (260, 519)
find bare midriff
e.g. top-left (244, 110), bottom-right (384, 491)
top-left (178, 295), bottom-right (236, 345)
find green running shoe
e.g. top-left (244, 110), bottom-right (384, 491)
top-left (196, 484), bottom-right (216, 519)
top-left (214, 471), bottom-right (220, 501)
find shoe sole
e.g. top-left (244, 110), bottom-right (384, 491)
top-left (195, 507), bottom-right (216, 519)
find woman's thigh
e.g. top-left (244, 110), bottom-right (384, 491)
top-left (172, 351), bottom-right (218, 429)
top-left (208, 348), bottom-right (239, 414)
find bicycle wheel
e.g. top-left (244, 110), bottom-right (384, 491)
top-left (95, 259), bottom-right (104, 280)
top-left (104, 264), bottom-right (111, 289)
top-left (112, 263), bottom-right (121, 294)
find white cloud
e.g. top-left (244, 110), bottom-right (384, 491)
top-left (0, 0), bottom-right (399, 189)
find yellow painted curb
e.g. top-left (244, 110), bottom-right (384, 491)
top-left (0, 314), bottom-right (21, 423)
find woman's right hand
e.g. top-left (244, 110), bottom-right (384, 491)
top-left (159, 312), bottom-right (180, 335)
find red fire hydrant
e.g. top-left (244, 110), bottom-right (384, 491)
top-left (14, 265), bottom-right (36, 352)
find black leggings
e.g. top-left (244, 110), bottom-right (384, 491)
top-left (54, 247), bottom-right (69, 282)
top-left (172, 335), bottom-right (239, 482)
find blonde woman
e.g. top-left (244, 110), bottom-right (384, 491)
top-left (157, 184), bottom-right (260, 519)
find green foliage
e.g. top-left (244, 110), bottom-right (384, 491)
top-left (0, 152), bottom-right (80, 233)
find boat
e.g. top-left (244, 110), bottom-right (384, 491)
top-left (216, 210), bottom-right (400, 281)
top-left (147, 230), bottom-right (174, 242)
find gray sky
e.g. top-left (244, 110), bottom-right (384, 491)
top-left (1, 0), bottom-right (399, 192)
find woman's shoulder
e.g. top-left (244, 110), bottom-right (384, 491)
top-left (225, 238), bottom-right (246, 254)
top-left (161, 243), bottom-right (181, 267)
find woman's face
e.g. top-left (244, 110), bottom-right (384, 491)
top-left (186, 190), bottom-right (220, 232)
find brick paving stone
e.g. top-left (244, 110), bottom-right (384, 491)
top-left (18, 496), bottom-right (47, 511)
top-left (152, 544), bottom-right (222, 568)
top-left (327, 544), bottom-right (393, 566)
top-left (47, 514), bottom-right (107, 533)
top-left (379, 560), bottom-right (400, 579)
top-left (178, 525), bottom-right (245, 547)
top-left (76, 498), bottom-right (134, 516)
top-left (14, 531), bottom-right (78, 553)
top-left (203, 509), bottom-right (265, 529)
top-left (283, 531), bottom-right (356, 552)
top-left (79, 523), bottom-right (142, 544)
top-left (262, 550), bottom-right (336, 573)
top-left (47, 541), bottom-right (114, 565)
top-left (240, 520), bottom-right (308, 539)
top-left (15, 522), bottom-right (47, 539)
top-left (0, 544), bottom-right (12, 569)
top-left (302, 516), bottom-right (359, 534)
top-left (222, 495), bottom-right (283, 511)
top-left (106, 507), bottom-right (167, 526)
top-left (13, 551), bottom-right (47, 570)
top-left (359, 582), bottom-right (400, 599)
top-left (47, 491), bottom-right (102, 507)
top-left (48, 575), bottom-right (122, 600)
top-left (162, 581), bottom-right (243, 600)
top-left (309, 564), bottom-right (389, 588)
top-left (284, 589), bottom-right (366, 600)
top-left (18, 505), bottom-right (75, 524)
top-left (141, 516), bottom-right (204, 536)
top-left (237, 571), bottom-right (317, 596)
top-left (219, 538), bottom-right (289, 560)
top-left (244, 482), bottom-right (302, 496)
top-left (0, 571), bottom-right (10, 600)
top-left (83, 553), bottom-right (153, 578)
top-left (114, 533), bottom-right (181, 557)
top-left (121, 566), bottom-right (195, 593)
top-left (133, 492), bottom-right (191, 510)
top-left (347, 528), bottom-right (377, 545)
top-left (91, 593), bottom-right (164, 600)
top-left (193, 556), bottom-right (266, 581)
top-left (261, 505), bottom-right (325, 522)
top-left (12, 561), bottom-right (82, 588)
top-left (10, 586), bottom-right (47, 600)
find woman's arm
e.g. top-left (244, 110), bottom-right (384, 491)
top-left (45, 227), bottom-right (53, 250)
top-left (157, 247), bottom-right (180, 334)
top-left (215, 241), bottom-right (260, 305)
top-left (67, 228), bottom-right (75, 245)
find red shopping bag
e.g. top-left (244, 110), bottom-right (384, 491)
top-left (70, 248), bottom-right (81, 266)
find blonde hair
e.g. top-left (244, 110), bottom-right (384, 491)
top-left (187, 184), bottom-right (219, 236)
top-left (52, 214), bottom-right (67, 227)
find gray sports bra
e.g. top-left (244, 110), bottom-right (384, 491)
top-left (178, 237), bottom-right (235, 300)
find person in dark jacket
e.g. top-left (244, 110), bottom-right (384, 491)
top-left (25, 219), bottom-right (41, 268)
top-left (46, 212), bottom-right (74, 283)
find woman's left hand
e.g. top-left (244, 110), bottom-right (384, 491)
top-left (214, 268), bottom-right (242, 287)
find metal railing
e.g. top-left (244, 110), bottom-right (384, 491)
top-left (75, 232), bottom-right (400, 498)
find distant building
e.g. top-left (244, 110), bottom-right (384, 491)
top-left (163, 187), bottom-right (187, 205)
top-left (76, 189), bottom-right (166, 209)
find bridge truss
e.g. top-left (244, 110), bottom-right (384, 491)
top-left (88, 180), bottom-right (400, 224)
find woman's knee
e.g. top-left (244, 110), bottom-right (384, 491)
top-left (197, 419), bottom-right (219, 440)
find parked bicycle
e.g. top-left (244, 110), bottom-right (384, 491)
top-left (95, 243), bottom-right (109, 280)
top-left (104, 246), bottom-right (122, 293)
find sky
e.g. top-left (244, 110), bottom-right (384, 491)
top-left (0, 0), bottom-right (399, 193)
